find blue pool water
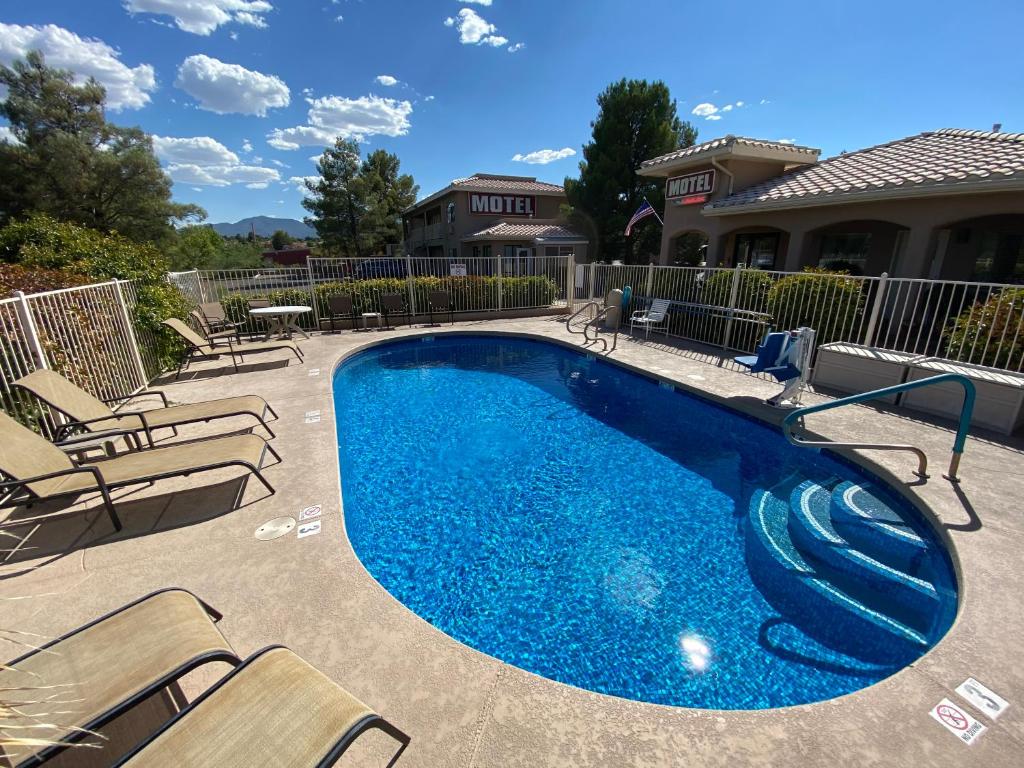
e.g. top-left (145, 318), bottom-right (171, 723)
top-left (334, 335), bottom-right (957, 709)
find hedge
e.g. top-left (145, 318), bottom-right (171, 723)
top-left (944, 287), bottom-right (1024, 370)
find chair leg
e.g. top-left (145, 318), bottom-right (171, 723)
top-left (374, 719), bottom-right (411, 768)
top-left (98, 483), bottom-right (123, 532)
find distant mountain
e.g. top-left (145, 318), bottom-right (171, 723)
top-left (209, 216), bottom-right (315, 239)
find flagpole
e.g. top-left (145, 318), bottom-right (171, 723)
top-left (642, 195), bottom-right (664, 226)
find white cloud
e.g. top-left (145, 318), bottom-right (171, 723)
top-left (0, 125), bottom-right (19, 144)
top-left (334, 15), bottom-right (344, 22)
top-left (375, 75), bottom-right (398, 86)
top-left (0, 23), bottom-right (156, 110)
top-left (424, 95), bottom-right (435, 102)
top-left (286, 175), bottom-right (318, 193)
top-left (462, 0), bottom-right (492, 4)
top-left (152, 134), bottom-right (280, 187)
top-left (721, 104), bottom-right (733, 112)
top-left (512, 147), bottom-right (576, 165)
top-left (736, 100), bottom-right (745, 107)
top-left (152, 135), bottom-right (240, 165)
top-left (122, 1), bottom-right (273, 36)
top-left (691, 102), bottom-right (718, 118)
top-left (175, 54), bottom-right (290, 116)
top-left (444, 8), bottom-right (511, 48)
top-left (760, 98), bottom-right (770, 105)
top-left (242, 139), bottom-right (254, 152)
top-left (269, 158), bottom-right (289, 168)
top-left (268, 93), bottom-right (413, 149)
top-left (507, 42), bottom-right (525, 53)
top-left (167, 162), bottom-right (279, 187)
top-left (706, 115), bottom-right (722, 121)
top-left (246, 181), bottom-right (269, 189)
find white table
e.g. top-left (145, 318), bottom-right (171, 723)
top-left (249, 305), bottom-right (312, 340)
top-left (361, 312), bottom-right (383, 331)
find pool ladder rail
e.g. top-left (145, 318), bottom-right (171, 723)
top-left (567, 301), bottom-right (619, 353)
top-left (782, 373), bottom-right (977, 483)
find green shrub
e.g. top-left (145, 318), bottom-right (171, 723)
top-left (944, 287), bottom-right (1024, 370)
top-left (766, 268), bottom-right (864, 345)
top-left (702, 268), bottom-right (776, 310)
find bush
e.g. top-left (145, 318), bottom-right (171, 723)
top-left (702, 268), bottom-right (776, 310)
top-left (217, 275), bottom-right (558, 328)
top-left (944, 287), bottom-right (1024, 370)
top-left (0, 214), bottom-right (190, 369)
top-left (0, 263), bottom-right (89, 296)
top-left (766, 267), bottom-right (864, 345)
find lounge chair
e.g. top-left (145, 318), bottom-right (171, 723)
top-left (427, 291), bottom-right (453, 326)
top-left (0, 410), bottom-right (279, 533)
top-left (163, 318), bottom-right (303, 379)
top-left (114, 646), bottom-right (410, 768)
top-left (199, 302), bottom-right (244, 335)
top-left (190, 309), bottom-right (238, 346)
top-left (381, 293), bottom-right (409, 328)
top-left (326, 294), bottom-right (356, 332)
top-left (629, 298), bottom-right (671, 339)
top-left (14, 369), bottom-right (279, 447)
top-left (0, 588), bottom-right (239, 768)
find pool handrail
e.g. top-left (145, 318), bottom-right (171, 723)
top-left (567, 301), bottom-right (618, 353)
top-left (782, 373), bottom-right (976, 483)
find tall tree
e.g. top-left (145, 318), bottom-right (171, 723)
top-left (302, 141), bottom-right (417, 257)
top-left (357, 149), bottom-right (418, 254)
top-left (565, 79), bottom-right (696, 264)
top-left (270, 229), bottom-right (292, 251)
top-left (302, 138), bottom-right (365, 257)
top-left (0, 52), bottom-right (202, 242)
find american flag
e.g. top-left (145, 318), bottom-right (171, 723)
top-left (624, 200), bottom-right (656, 236)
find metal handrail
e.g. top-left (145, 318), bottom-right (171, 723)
top-left (567, 301), bottom-right (600, 335)
top-left (782, 373), bottom-right (977, 482)
top-left (566, 301), bottom-right (618, 352)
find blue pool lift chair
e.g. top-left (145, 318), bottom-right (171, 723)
top-left (735, 331), bottom-right (807, 407)
top-left (630, 298), bottom-right (671, 339)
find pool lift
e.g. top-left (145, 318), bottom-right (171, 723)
top-left (735, 327), bottom-right (816, 408)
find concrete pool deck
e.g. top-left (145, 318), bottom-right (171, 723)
top-left (2, 316), bottom-right (1023, 767)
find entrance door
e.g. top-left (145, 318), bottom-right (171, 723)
top-left (734, 233), bottom-right (780, 269)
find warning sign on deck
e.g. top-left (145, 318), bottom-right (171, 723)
top-left (929, 698), bottom-right (986, 745)
top-left (956, 678), bottom-right (1009, 720)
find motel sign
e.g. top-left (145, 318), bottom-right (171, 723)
top-left (666, 169), bottom-right (716, 203)
top-left (469, 193), bottom-right (537, 216)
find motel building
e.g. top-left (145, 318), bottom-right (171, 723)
top-left (637, 128), bottom-right (1024, 282)
top-left (402, 173), bottom-right (588, 272)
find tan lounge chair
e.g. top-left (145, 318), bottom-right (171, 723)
top-left (115, 646), bottom-right (410, 768)
top-left (189, 309), bottom-right (238, 346)
top-left (14, 369), bottom-right (279, 447)
top-left (0, 410), bottom-right (279, 532)
top-left (162, 318), bottom-right (303, 379)
top-left (0, 588), bottom-right (239, 767)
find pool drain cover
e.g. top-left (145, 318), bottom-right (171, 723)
top-left (255, 516), bottom-right (295, 541)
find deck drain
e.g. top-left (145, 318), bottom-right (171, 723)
top-left (255, 516), bottom-right (296, 541)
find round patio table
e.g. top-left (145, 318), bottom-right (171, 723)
top-left (248, 305), bottom-right (312, 340)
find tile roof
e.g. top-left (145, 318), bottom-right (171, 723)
top-left (464, 221), bottom-right (585, 241)
top-left (707, 128), bottom-right (1024, 213)
top-left (407, 173), bottom-right (565, 212)
top-left (451, 174), bottom-right (565, 194)
top-left (640, 135), bottom-right (819, 170)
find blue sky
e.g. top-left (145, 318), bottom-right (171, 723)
top-left (1, 1), bottom-right (1021, 224)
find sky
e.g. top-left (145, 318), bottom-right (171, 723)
top-left (1, 1), bottom-right (1022, 224)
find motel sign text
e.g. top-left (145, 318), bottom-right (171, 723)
top-left (666, 169), bottom-right (716, 202)
top-left (470, 193), bottom-right (537, 216)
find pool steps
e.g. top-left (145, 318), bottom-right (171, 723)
top-left (831, 481), bottom-right (930, 567)
top-left (746, 474), bottom-right (934, 664)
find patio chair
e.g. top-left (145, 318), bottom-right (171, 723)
top-left (190, 310), bottom-right (239, 347)
top-left (114, 646), bottom-right (410, 768)
top-left (381, 293), bottom-right (409, 328)
top-left (200, 301), bottom-right (244, 335)
top-left (163, 318), bottom-right (303, 379)
top-left (630, 298), bottom-right (671, 339)
top-left (0, 409), bottom-right (280, 533)
top-left (0, 588), bottom-right (240, 768)
top-left (427, 290), bottom-right (453, 326)
top-left (326, 294), bottom-right (357, 332)
top-left (245, 298), bottom-right (271, 339)
top-left (14, 369), bottom-right (279, 448)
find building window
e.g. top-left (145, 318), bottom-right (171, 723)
top-left (734, 233), bottom-right (780, 269)
top-left (819, 233), bottom-right (872, 274)
top-left (972, 232), bottom-right (1024, 284)
top-left (472, 246), bottom-right (480, 259)
top-left (545, 246), bottom-right (575, 257)
top-left (482, 245), bottom-right (492, 258)
top-left (450, 248), bottom-right (457, 259)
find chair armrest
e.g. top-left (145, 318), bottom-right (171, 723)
top-left (0, 464), bottom-right (104, 493)
top-left (104, 390), bottom-right (170, 408)
top-left (57, 410), bottom-right (153, 437)
top-left (630, 310), bottom-right (648, 320)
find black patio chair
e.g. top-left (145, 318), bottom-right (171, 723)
top-left (427, 290), bottom-right (453, 326)
top-left (326, 294), bottom-right (357, 332)
top-left (381, 293), bottom-right (409, 328)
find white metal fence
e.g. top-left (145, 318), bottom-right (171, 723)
top-left (186, 255), bottom-right (570, 331)
top-left (577, 263), bottom-right (1024, 372)
top-left (0, 280), bottom-right (155, 437)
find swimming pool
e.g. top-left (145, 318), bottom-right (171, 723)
top-left (334, 335), bottom-right (957, 710)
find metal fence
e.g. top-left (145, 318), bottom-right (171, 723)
top-left (577, 263), bottom-right (1024, 373)
top-left (191, 255), bottom-right (570, 330)
top-left (0, 280), bottom-right (153, 436)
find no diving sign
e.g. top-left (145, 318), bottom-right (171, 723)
top-left (930, 698), bottom-right (986, 745)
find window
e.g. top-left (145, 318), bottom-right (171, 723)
top-left (819, 233), bottom-right (871, 274)
top-left (734, 233), bottom-right (779, 269)
top-left (545, 246), bottom-right (575, 257)
top-left (472, 245), bottom-right (480, 259)
top-left (450, 248), bottom-right (457, 259)
top-left (482, 245), bottom-right (492, 258)
top-left (972, 232), bottom-right (1024, 284)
